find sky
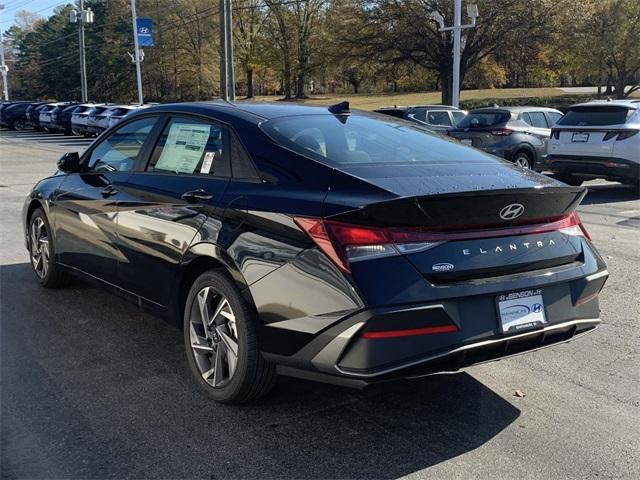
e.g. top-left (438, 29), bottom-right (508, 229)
top-left (1, 0), bottom-right (70, 28)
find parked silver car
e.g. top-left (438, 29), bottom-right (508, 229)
top-left (447, 106), bottom-right (563, 171)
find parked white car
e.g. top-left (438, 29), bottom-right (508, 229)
top-left (71, 103), bottom-right (104, 136)
top-left (547, 99), bottom-right (640, 187)
top-left (107, 104), bottom-right (151, 129)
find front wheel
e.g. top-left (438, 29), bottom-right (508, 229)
top-left (28, 208), bottom-right (69, 288)
top-left (183, 270), bottom-right (276, 404)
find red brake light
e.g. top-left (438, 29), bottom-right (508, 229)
top-left (490, 128), bottom-right (513, 136)
top-left (295, 211), bottom-right (591, 273)
top-left (362, 324), bottom-right (459, 339)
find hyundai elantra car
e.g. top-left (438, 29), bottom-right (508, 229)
top-left (23, 101), bottom-right (608, 403)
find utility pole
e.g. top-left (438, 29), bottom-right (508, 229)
top-left (130, 0), bottom-right (144, 104)
top-left (430, 1), bottom-right (478, 108)
top-left (0, 4), bottom-right (9, 101)
top-left (70, 2), bottom-right (94, 103)
top-left (219, 0), bottom-right (235, 101)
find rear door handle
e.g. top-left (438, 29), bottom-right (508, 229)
top-left (101, 185), bottom-right (119, 197)
top-left (181, 189), bottom-right (213, 202)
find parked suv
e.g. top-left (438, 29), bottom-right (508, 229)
top-left (86, 105), bottom-right (118, 135)
top-left (447, 106), bottom-right (563, 171)
top-left (71, 104), bottom-right (104, 136)
top-left (0, 102), bottom-right (32, 130)
top-left (51, 104), bottom-right (80, 134)
top-left (374, 105), bottom-right (466, 133)
top-left (547, 100), bottom-right (640, 187)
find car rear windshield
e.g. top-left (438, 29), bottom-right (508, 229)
top-left (456, 111), bottom-right (511, 128)
top-left (558, 106), bottom-right (634, 126)
top-left (260, 112), bottom-right (496, 166)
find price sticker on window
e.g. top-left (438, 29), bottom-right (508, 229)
top-left (200, 151), bottom-right (216, 174)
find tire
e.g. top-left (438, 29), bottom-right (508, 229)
top-left (513, 151), bottom-right (532, 169)
top-left (28, 208), bottom-right (69, 288)
top-left (14, 119), bottom-right (28, 131)
top-left (554, 174), bottom-right (584, 186)
top-left (183, 269), bottom-right (276, 404)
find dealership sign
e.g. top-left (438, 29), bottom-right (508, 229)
top-left (136, 18), bottom-right (153, 47)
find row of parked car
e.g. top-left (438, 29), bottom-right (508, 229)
top-left (375, 100), bottom-right (639, 187)
top-left (2, 98), bottom-right (638, 188)
top-left (0, 101), bottom-right (151, 137)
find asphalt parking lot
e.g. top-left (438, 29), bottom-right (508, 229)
top-left (1, 129), bottom-right (639, 480)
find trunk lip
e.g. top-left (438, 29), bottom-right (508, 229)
top-left (325, 186), bottom-right (587, 227)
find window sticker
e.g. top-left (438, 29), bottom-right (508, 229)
top-left (155, 123), bottom-right (211, 173)
top-left (200, 151), bottom-right (216, 174)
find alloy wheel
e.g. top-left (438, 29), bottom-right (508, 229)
top-left (29, 217), bottom-right (50, 279)
top-left (188, 287), bottom-right (239, 388)
top-left (514, 154), bottom-right (531, 169)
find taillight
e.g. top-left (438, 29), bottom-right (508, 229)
top-left (294, 218), bottom-right (441, 273)
top-left (550, 129), bottom-right (560, 140)
top-left (616, 129), bottom-right (639, 141)
top-left (490, 128), bottom-right (513, 136)
top-left (558, 212), bottom-right (591, 241)
top-left (295, 211), bottom-right (591, 273)
top-left (602, 130), bottom-right (638, 141)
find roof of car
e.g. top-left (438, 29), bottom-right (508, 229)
top-left (143, 101), bottom-right (382, 121)
top-left (571, 99), bottom-right (640, 109)
top-left (470, 106), bottom-right (562, 113)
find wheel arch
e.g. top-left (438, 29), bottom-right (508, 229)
top-left (176, 242), bottom-right (255, 327)
top-left (512, 144), bottom-right (535, 161)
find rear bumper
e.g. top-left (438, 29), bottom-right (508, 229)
top-left (86, 125), bottom-right (105, 133)
top-left (548, 155), bottom-right (639, 183)
top-left (267, 265), bottom-right (608, 386)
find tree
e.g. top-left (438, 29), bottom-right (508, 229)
top-left (233, 0), bottom-right (270, 98)
top-left (346, 0), bottom-right (550, 104)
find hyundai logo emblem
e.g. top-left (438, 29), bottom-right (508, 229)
top-left (499, 203), bottom-right (525, 220)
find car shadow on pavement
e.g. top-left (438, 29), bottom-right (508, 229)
top-left (1, 262), bottom-right (520, 479)
top-left (581, 183), bottom-right (639, 205)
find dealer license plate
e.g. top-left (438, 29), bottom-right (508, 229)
top-left (571, 132), bottom-right (589, 142)
top-left (497, 289), bottom-right (546, 334)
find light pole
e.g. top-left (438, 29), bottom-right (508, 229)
top-left (219, 0), bottom-right (235, 101)
top-left (70, 1), bottom-right (94, 103)
top-left (0, 4), bottom-right (9, 101)
top-left (430, 1), bottom-right (478, 107)
top-left (130, 0), bottom-right (144, 104)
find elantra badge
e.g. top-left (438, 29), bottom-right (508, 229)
top-left (432, 262), bottom-right (455, 272)
top-left (499, 203), bottom-right (525, 220)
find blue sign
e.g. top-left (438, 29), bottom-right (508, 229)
top-left (136, 18), bottom-right (153, 47)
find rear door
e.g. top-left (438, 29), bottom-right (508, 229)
top-left (522, 111), bottom-right (551, 158)
top-left (115, 115), bottom-right (231, 305)
top-left (54, 116), bottom-right (160, 284)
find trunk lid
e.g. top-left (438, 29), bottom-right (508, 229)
top-left (323, 167), bottom-right (586, 280)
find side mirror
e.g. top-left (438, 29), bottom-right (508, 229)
top-left (57, 152), bottom-right (81, 173)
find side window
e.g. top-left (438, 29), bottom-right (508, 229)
top-left (529, 112), bottom-right (549, 128)
top-left (409, 108), bottom-right (426, 122)
top-left (86, 116), bottom-right (157, 173)
top-left (521, 112), bottom-right (532, 126)
top-left (451, 111), bottom-right (466, 126)
top-left (148, 117), bottom-right (230, 176)
top-left (547, 111), bottom-right (562, 125)
top-left (426, 111), bottom-right (452, 126)
top-left (229, 131), bottom-right (260, 180)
